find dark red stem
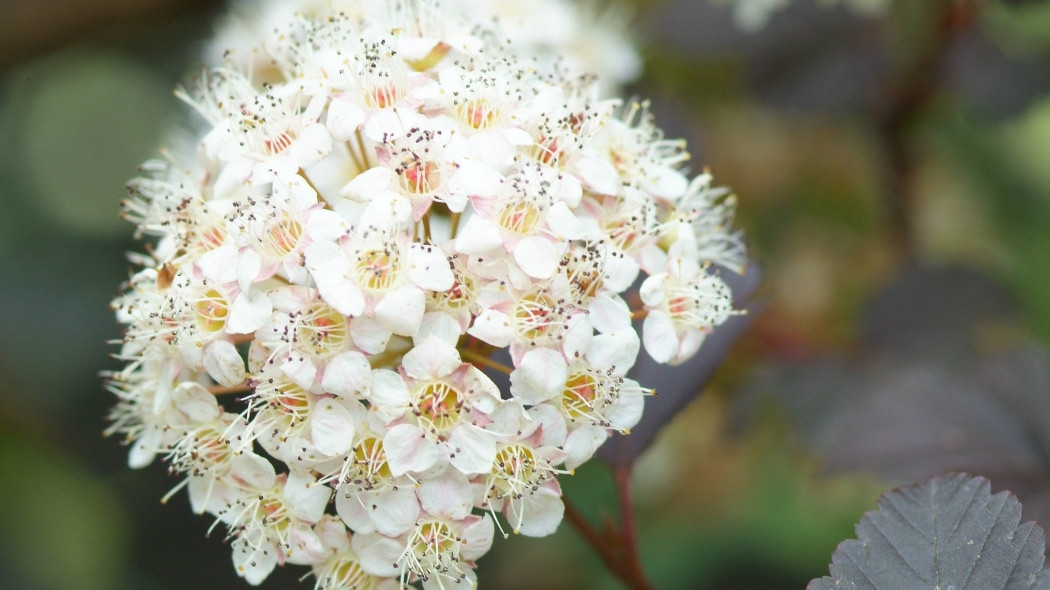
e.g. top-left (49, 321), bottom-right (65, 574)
top-left (563, 465), bottom-right (655, 590)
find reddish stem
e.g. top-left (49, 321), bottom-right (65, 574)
top-left (877, 1), bottom-right (978, 261)
top-left (563, 466), bottom-right (655, 590)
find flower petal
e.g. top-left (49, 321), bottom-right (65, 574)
top-left (310, 397), bottom-right (356, 456)
top-left (321, 350), bottom-right (372, 397)
top-left (384, 424), bottom-right (439, 475)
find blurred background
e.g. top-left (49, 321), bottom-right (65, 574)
top-left (3, 0), bottom-right (1050, 588)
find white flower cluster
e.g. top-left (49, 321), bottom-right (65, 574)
top-left (105, 2), bottom-right (745, 588)
top-left (209, 0), bottom-right (642, 96)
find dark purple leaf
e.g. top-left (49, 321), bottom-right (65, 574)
top-left (809, 473), bottom-right (1050, 590)
top-left (733, 266), bottom-right (1050, 528)
top-left (641, 1), bottom-right (1050, 119)
top-left (860, 265), bottom-right (1018, 361)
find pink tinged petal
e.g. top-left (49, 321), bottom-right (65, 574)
top-left (414, 312), bottom-right (463, 346)
top-left (587, 330), bottom-right (640, 376)
top-left (321, 351), bottom-right (372, 397)
top-left (510, 348), bottom-right (567, 405)
top-left (384, 423), bottom-right (439, 475)
top-left (460, 514), bottom-right (495, 561)
top-left (374, 287), bottom-right (425, 336)
top-left (547, 201), bottom-right (584, 239)
top-left (602, 251), bottom-right (641, 293)
top-left (339, 487), bottom-right (419, 538)
top-left (285, 471), bottom-right (333, 523)
top-left (213, 157), bottom-right (253, 200)
top-left (267, 287), bottom-right (307, 312)
top-left (487, 401), bottom-right (530, 438)
top-left (177, 338), bottom-right (204, 369)
top-left (401, 335), bottom-right (461, 380)
top-left (204, 340), bottom-right (246, 387)
top-left (251, 155), bottom-right (298, 185)
top-left (289, 123), bottom-right (333, 168)
top-left (336, 487), bottom-right (376, 535)
top-left (575, 155), bottom-right (620, 196)
top-left (467, 308), bottom-right (514, 347)
top-left (232, 536), bottom-right (278, 585)
top-left (360, 191), bottom-right (412, 226)
top-left (353, 533), bottom-right (404, 578)
top-left (453, 215), bottom-right (502, 255)
top-left (608, 384), bottom-right (645, 431)
top-left (639, 273), bottom-right (667, 307)
top-left (466, 367), bottom-right (501, 413)
top-left (642, 311), bottom-right (677, 364)
top-left (362, 108), bottom-right (403, 143)
top-left (467, 131), bottom-right (515, 168)
top-left (152, 361), bottom-right (178, 414)
top-left (326, 98), bottom-right (366, 141)
top-left (313, 516), bottom-right (351, 553)
top-left (231, 453), bottom-right (278, 489)
top-left (171, 382), bottom-right (220, 423)
top-left (304, 209), bottom-right (348, 242)
top-left (638, 244), bottom-right (668, 277)
top-left (561, 314), bottom-right (593, 360)
top-left (564, 425), bottom-right (609, 471)
top-left (372, 486), bottom-right (421, 537)
top-left (418, 469), bottom-right (473, 520)
top-left (515, 486), bottom-right (564, 537)
top-left (280, 354), bottom-right (318, 390)
top-left (188, 475), bottom-right (227, 515)
top-left (399, 37), bottom-right (448, 62)
top-left (642, 167), bottom-right (688, 200)
top-left (502, 127), bottom-right (535, 147)
top-left (369, 369), bottom-right (411, 413)
top-left (237, 249), bottom-right (264, 292)
top-left (557, 173), bottom-right (583, 208)
top-left (128, 429), bottom-right (159, 468)
top-left (408, 243), bottom-right (454, 291)
top-left (228, 289), bottom-right (272, 334)
top-left (673, 328), bottom-right (705, 366)
top-left (311, 398), bottom-right (356, 456)
top-left (513, 236), bottom-right (560, 279)
top-left (285, 525), bottom-right (327, 565)
top-left (448, 161), bottom-right (504, 205)
top-left (276, 173), bottom-right (320, 212)
top-left (303, 94), bottom-right (328, 123)
top-left (529, 403), bottom-right (568, 448)
top-left (340, 166), bottom-right (393, 200)
top-left (588, 294), bottom-right (632, 334)
top-left (304, 241), bottom-right (365, 317)
top-left (448, 425), bottom-right (498, 476)
top-left (348, 315), bottom-right (392, 355)
top-left (198, 244), bottom-right (239, 284)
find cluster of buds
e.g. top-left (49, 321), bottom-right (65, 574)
top-left (105, 1), bottom-right (745, 588)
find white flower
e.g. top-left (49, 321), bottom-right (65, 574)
top-left (331, 408), bottom-right (422, 537)
top-left (255, 287), bottom-right (354, 388)
top-left (222, 470), bottom-right (333, 583)
top-left (311, 516), bottom-right (400, 590)
top-left (372, 337), bottom-right (502, 476)
top-left (356, 506), bottom-right (494, 590)
top-left (475, 406), bottom-right (569, 537)
top-left (641, 256), bottom-right (735, 365)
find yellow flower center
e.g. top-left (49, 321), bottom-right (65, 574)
top-left (194, 288), bottom-right (229, 334)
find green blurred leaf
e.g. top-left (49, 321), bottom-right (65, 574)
top-left (0, 49), bottom-right (173, 238)
top-left (0, 423), bottom-right (130, 590)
